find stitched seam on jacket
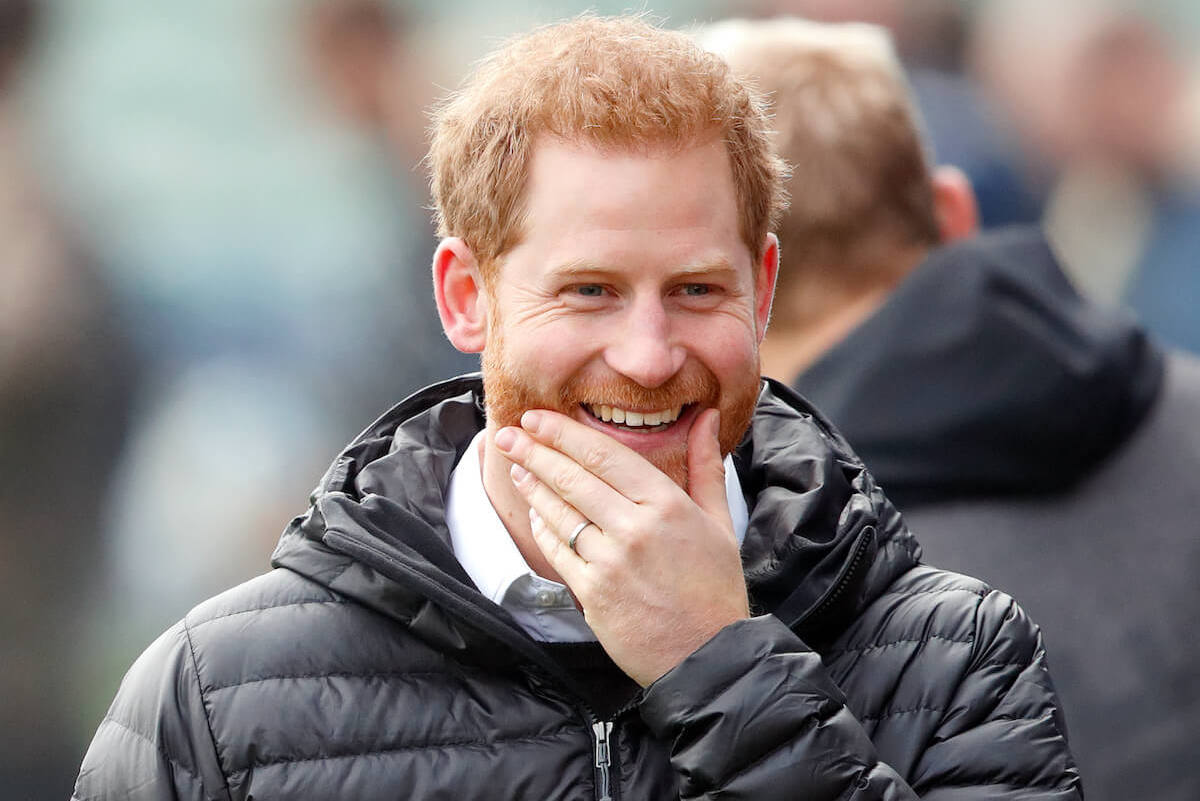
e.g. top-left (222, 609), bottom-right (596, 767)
top-left (183, 619), bottom-right (235, 801)
top-left (824, 634), bottom-right (974, 661)
top-left (859, 704), bottom-right (945, 723)
top-left (878, 587), bottom-right (988, 599)
top-left (974, 658), bottom-right (1030, 672)
top-left (187, 599), bottom-right (354, 629)
top-left (206, 669), bottom-right (462, 693)
top-left (228, 724), bottom-right (579, 774)
top-left (97, 716), bottom-right (222, 800)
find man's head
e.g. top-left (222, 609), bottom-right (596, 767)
top-left (697, 18), bottom-right (977, 374)
top-left (429, 16), bottom-right (787, 486)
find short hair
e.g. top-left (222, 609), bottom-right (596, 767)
top-left (428, 15), bottom-right (787, 283)
top-left (697, 18), bottom-right (940, 317)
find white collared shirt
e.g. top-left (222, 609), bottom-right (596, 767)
top-left (445, 430), bottom-right (750, 642)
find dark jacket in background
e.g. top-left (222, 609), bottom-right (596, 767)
top-left (796, 227), bottom-right (1200, 801)
top-left (73, 377), bottom-right (1080, 800)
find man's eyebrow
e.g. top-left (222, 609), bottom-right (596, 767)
top-left (674, 257), bottom-right (738, 278)
top-left (547, 257), bottom-right (740, 279)
top-left (546, 259), bottom-right (611, 278)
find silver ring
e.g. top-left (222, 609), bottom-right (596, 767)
top-left (567, 520), bottom-right (591, 553)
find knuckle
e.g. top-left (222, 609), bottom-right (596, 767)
top-left (660, 493), bottom-right (688, 518)
top-left (580, 445), bottom-right (608, 473)
top-left (622, 530), bottom-right (647, 558)
top-left (551, 463), bottom-right (578, 493)
top-left (608, 511), bottom-right (636, 537)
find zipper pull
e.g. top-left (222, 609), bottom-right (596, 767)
top-left (592, 720), bottom-right (614, 801)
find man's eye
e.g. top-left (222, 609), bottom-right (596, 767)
top-left (575, 285), bottom-right (605, 297)
top-left (681, 284), bottom-right (711, 296)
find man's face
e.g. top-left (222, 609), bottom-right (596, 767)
top-left (481, 136), bottom-right (775, 488)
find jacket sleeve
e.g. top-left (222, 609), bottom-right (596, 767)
top-left (638, 612), bottom-right (1080, 800)
top-left (72, 621), bottom-right (230, 801)
top-left (908, 590), bottom-right (1079, 799)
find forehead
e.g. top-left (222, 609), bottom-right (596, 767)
top-left (499, 135), bottom-right (751, 280)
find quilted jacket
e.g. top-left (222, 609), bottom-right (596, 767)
top-left (73, 376), bottom-right (1082, 800)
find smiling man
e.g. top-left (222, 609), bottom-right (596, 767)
top-left (74, 16), bottom-right (1079, 801)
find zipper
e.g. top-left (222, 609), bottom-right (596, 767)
top-left (592, 720), bottom-right (614, 801)
top-left (524, 662), bottom-right (633, 801)
top-left (796, 524), bottom-right (875, 630)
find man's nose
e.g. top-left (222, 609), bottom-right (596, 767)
top-left (603, 299), bottom-right (686, 388)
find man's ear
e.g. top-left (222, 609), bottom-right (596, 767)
top-left (932, 165), bottom-right (980, 244)
top-left (433, 237), bottom-right (489, 354)
top-left (754, 233), bottom-right (780, 343)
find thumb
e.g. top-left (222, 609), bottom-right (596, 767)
top-left (687, 408), bottom-right (730, 518)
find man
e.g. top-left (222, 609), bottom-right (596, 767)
top-left (702, 17), bottom-right (1200, 801)
top-left (0, 1), bottom-right (138, 797)
top-left (74, 16), bottom-right (1079, 800)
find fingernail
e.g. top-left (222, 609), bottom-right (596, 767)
top-left (495, 427), bottom-right (517, 452)
top-left (528, 507), bottom-right (543, 527)
top-left (510, 463), bottom-right (529, 483)
top-left (521, 410), bottom-right (542, 432)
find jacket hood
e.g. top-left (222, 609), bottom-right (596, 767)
top-left (795, 227), bottom-right (1164, 506)
top-left (271, 375), bottom-right (918, 668)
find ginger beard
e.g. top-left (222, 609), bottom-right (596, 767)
top-left (481, 316), bottom-right (761, 489)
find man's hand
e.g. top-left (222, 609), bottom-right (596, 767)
top-left (494, 407), bottom-right (750, 686)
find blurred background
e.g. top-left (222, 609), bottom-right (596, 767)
top-left (4, 0), bottom-right (1200, 796)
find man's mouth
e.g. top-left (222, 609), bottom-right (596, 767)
top-left (582, 403), bottom-right (687, 432)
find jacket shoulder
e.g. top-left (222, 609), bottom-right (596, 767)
top-left (74, 619), bottom-right (227, 800)
top-left (184, 564), bottom-right (346, 624)
top-left (838, 563), bottom-right (1051, 686)
top-left (180, 567), bottom-right (432, 701)
top-left (827, 564), bottom-right (1078, 793)
top-left (75, 570), bottom-right (344, 799)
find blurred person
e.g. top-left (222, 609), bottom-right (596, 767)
top-left (73, 16), bottom-right (1079, 800)
top-left (747, 0), bottom-right (1044, 227)
top-left (302, 0), bottom-right (478, 390)
top-left (0, 0), bottom-right (139, 797)
top-left (305, 0), bottom-right (433, 167)
top-left (703, 16), bottom-right (1200, 801)
top-left (974, 0), bottom-right (1200, 349)
top-left (93, 0), bottom-right (476, 694)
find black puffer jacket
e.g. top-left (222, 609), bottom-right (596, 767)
top-left (73, 377), bottom-right (1080, 800)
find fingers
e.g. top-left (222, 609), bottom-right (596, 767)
top-left (513, 463), bottom-right (593, 585)
top-left (528, 508), bottom-right (589, 590)
top-left (496, 421), bottom-right (634, 528)
top-left (515, 410), bottom-right (677, 503)
top-left (686, 408), bottom-right (732, 521)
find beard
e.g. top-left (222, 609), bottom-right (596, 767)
top-left (481, 323), bottom-right (761, 489)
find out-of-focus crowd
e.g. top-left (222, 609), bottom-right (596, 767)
top-left (4, 0), bottom-right (1200, 798)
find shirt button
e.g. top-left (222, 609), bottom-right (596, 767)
top-left (535, 590), bottom-right (556, 607)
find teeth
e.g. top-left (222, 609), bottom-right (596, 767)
top-left (586, 403), bottom-right (687, 427)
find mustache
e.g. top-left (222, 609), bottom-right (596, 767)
top-left (556, 366), bottom-right (720, 411)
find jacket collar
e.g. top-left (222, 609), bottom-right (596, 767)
top-left (271, 374), bottom-right (917, 662)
